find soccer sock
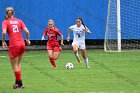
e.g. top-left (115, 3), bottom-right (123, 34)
top-left (14, 71), bottom-right (21, 81)
top-left (75, 52), bottom-right (80, 61)
top-left (49, 57), bottom-right (56, 68)
top-left (84, 58), bottom-right (89, 65)
top-left (14, 71), bottom-right (23, 86)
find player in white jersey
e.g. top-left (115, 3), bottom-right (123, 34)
top-left (67, 17), bottom-right (91, 68)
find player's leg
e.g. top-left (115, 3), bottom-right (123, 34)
top-left (53, 51), bottom-right (60, 60)
top-left (15, 56), bottom-right (24, 87)
top-left (9, 47), bottom-right (24, 89)
top-left (17, 57), bottom-right (22, 71)
top-left (15, 44), bottom-right (26, 87)
top-left (81, 49), bottom-right (90, 68)
top-left (13, 45), bottom-right (25, 88)
top-left (10, 57), bottom-right (21, 87)
top-left (72, 44), bottom-right (81, 64)
top-left (48, 49), bottom-right (57, 68)
top-left (10, 57), bottom-right (19, 72)
top-left (10, 57), bottom-right (24, 88)
top-left (80, 43), bottom-right (90, 68)
top-left (17, 45), bottom-right (25, 71)
top-left (53, 46), bottom-right (61, 60)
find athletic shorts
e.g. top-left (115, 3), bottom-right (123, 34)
top-left (9, 45), bottom-right (25, 58)
top-left (72, 42), bottom-right (86, 49)
top-left (47, 45), bottom-right (60, 52)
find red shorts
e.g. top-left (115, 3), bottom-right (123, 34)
top-left (47, 45), bottom-right (60, 52)
top-left (9, 45), bottom-right (25, 58)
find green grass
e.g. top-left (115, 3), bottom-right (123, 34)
top-left (0, 50), bottom-right (140, 93)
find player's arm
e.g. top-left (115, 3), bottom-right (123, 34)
top-left (2, 21), bottom-right (8, 49)
top-left (42, 34), bottom-right (46, 40)
top-left (83, 26), bottom-right (92, 34)
top-left (57, 30), bottom-right (64, 46)
top-left (2, 28), bottom-right (7, 49)
top-left (42, 30), bottom-right (47, 40)
top-left (67, 28), bottom-right (71, 41)
top-left (84, 29), bottom-right (91, 34)
top-left (60, 34), bottom-right (64, 46)
top-left (23, 27), bottom-right (31, 45)
top-left (20, 20), bottom-right (30, 45)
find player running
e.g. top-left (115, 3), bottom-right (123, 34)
top-left (42, 19), bottom-right (64, 69)
top-left (67, 17), bottom-right (91, 68)
top-left (2, 7), bottom-right (30, 89)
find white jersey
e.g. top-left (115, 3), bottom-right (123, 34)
top-left (69, 24), bottom-right (88, 43)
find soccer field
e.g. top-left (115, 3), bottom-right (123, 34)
top-left (0, 50), bottom-right (140, 93)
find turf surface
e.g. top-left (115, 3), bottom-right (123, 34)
top-left (0, 50), bottom-right (140, 93)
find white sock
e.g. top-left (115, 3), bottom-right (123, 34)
top-left (84, 58), bottom-right (90, 68)
top-left (84, 58), bottom-right (89, 65)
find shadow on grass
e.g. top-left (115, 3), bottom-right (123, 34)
top-left (22, 58), bottom-right (67, 86)
top-left (93, 59), bottom-right (137, 86)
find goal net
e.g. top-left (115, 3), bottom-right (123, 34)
top-left (104, 0), bottom-right (140, 52)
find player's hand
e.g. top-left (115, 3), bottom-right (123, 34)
top-left (67, 37), bottom-right (70, 42)
top-left (42, 36), bottom-right (45, 40)
top-left (60, 43), bottom-right (64, 46)
top-left (26, 39), bottom-right (31, 46)
top-left (60, 40), bottom-right (64, 46)
top-left (2, 41), bottom-right (7, 49)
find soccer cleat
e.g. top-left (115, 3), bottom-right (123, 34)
top-left (13, 84), bottom-right (24, 89)
top-left (54, 66), bottom-right (57, 69)
top-left (78, 60), bottom-right (82, 64)
top-left (86, 64), bottom-right (90, 68)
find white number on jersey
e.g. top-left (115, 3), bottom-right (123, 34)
top-left (12, 25), bottom-right (19, 33)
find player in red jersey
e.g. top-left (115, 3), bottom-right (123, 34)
top-left (2, 7), bottom-right (30, 89)
top-left (42, 19), bottom-right (64, 69)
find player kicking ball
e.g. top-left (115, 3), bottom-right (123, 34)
top-left (2, 7), bottom-right (31, 89)
top-left (42, 19), bottom-right (64, 69)
top-left (67, 17), bottom-right (91, 68)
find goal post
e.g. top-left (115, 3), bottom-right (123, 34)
top-left (104, 0), bottom-right (140, 52)
top-left (117, 0), bottom-right (121, 52)
top-left (104, 0), bottom-right (121, 52)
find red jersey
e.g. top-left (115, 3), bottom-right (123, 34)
top-left (44, 27), bottom-right (62, 46)
top-left (2, 17), bottom-right (26, 47)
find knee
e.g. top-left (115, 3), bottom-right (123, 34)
top-left (53, 57), bottom-right (58, 60)
top-left (53, 55), bottom-right (58, 60)
top-left (49, 55), bottom-right (53, 58)
top-left (13, 65), bottom-right (20, 72)
top-left (73, 49), bottom-right (78, 54)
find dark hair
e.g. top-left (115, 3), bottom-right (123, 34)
top-left (76, 17), bottom-right (86, 29)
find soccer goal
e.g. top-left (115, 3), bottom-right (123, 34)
top-left (104, 0), bottom-right (140, 52)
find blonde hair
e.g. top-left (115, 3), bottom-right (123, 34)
top-left (6, 7), bottom-right (14, 15)
top-left (48, 19), bottom-right (54, 23)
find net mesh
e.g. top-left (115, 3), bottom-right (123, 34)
top-left (105, 0), bottom-right (140, 51)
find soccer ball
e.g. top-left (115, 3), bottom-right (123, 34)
top-left (66, 63), bottom-right (74, 69)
